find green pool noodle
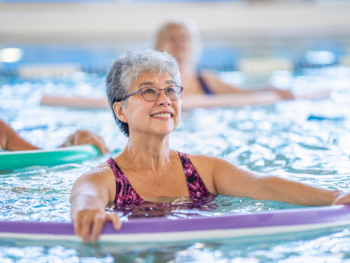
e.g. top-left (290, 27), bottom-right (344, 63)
top-left (0, 145), bottom-right (100, 170)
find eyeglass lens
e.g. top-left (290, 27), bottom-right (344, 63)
top-left (141, 87), bottom-right (182, 102)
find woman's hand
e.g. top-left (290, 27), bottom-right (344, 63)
top-left (72, 208), bottom-right (121, 243)
top-left (268, 87), bottom-right (295, 100)
top-left (64, 130), bottom-right (110, 154)
top-left (70, 163), bottom-right (117, 243)
top-left (332, 191), bottom-right (350, 206)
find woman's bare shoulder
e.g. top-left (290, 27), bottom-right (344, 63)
top-left (78, 160), bottom-right (114, 181)
top-left (185, 153), bottom-right (217, 163)
top-left (187, 153), bottom-right (239, 167)
top-left (70, 160), bottom-right (117, 204)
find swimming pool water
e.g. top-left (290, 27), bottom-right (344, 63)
top-left (0, 67), bottom-right (350, 262)
top-left (1, 227), bottom-right (350, 262)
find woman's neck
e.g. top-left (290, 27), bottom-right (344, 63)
top-left (121, 133), bottom-right (171, 171)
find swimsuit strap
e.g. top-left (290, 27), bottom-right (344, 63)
top-left (197, 74), bottom-right (212, 95)
top-left (106, 157), bottom-right (143, 205)
top-left (177, 151), bottom-right (210, 199)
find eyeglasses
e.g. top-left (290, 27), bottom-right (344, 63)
top-left (117, 86), bottom-right (184, 102)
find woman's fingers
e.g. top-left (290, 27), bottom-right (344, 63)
top-left (81, 214), bottom-right (94, 243)
top-left (73, 210), bottom-right (121, 242)
top-left (108, 213), bottom-right (122, 230)
top-left (73, 213), bottom-right (82, 237)
top-left (267, 86), bottom-right (295, 100)
top-left (90, 213), bottom-right (122, 241)
top-left (285, 91), bottom-right (295, 100)
top-left (101, 139), bottom-right (110, 154)
top-left (95, 136), bottom-right (110, 154)
top-left (91, 213), bottom-right (107, 242)
top-left (72, 130), bottom-right (110, 154)
top-left (277, 90), bottom-right (295, 100)
top-left (86, 136), bottom-right (104, 154)
top-left (333, 193), bottom-right (350, 205)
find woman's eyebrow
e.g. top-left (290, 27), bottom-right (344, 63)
top-left (138, 82), bottom-right (154, 88)
top-left (138, 80), bottom-right (175, 88)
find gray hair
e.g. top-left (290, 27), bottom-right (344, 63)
top-left (106, 49), bottom-right (181, 137)
top-left (154, 17), bottom-right (202, 67)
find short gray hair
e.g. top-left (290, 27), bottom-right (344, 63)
top-left (106, 49), bottom-right (181, 137)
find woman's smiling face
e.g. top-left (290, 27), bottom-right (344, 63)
top-left (117, 71), bottom-right (181, 138)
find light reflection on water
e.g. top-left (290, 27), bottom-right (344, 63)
top-left (0, 67), bottom-right (350, 261)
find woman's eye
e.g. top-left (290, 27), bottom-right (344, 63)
top-left (166, 87), bottom-right (176, 93)
top-left (143, 88), bottom-right (155, 94)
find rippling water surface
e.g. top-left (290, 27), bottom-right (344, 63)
top-left (0, 67), bottom-right (350, 262)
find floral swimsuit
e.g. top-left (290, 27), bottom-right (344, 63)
top-left (106, 151), bottom-right (210, 206)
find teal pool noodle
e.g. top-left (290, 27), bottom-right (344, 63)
top-left (0, 145), bottom-right (100, 170)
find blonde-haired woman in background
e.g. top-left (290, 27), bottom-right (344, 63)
top-left (154, 18), bottom-right (295, 99)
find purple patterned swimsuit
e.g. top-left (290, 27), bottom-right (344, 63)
top-left (106, 151), bottom-right (210, 206)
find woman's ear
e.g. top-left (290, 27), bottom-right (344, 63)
top-left (113, 102), bottom-right (128, 123)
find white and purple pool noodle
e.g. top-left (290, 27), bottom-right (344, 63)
top-left (1, 205), bottom-right (350, 242)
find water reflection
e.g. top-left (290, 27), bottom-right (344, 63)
top-left (1, 226), bottom-right (349, 262)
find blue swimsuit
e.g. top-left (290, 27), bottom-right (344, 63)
top-left (197, 75), bottom-right (212, 95)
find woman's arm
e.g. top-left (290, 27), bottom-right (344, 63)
top-left (214, 157), bottom-right (349, 206)
top-left (0, 120), bottom-right (109, 153)
top-left (201, 73), bottom-right (295, 100)
top-left (0, 120), bottom-right (39, 151)
top-left (191, 154), bottom-right (349, 206)
top-left (70, 162), bottom-right (120, 242)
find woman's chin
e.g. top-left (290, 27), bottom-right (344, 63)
top-left (150, 126), bottom-right (176, 137)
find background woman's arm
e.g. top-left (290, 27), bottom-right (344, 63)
top-left (0, 119), bottom-right (39, 151)
top-left (202, 73), bottom-right (294, 100)
top-left (0, 119), bottom-right (109, 153)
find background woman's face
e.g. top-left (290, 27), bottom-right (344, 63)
top-left (159, 25), bottom-right (193, 65)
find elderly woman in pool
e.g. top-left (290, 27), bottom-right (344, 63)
top-left (70, 49), bottom-right (350, 242)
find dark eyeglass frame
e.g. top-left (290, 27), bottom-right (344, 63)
top-left (116, 86), bottom-right (184, 102)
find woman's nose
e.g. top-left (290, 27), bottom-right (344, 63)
top-left (157, 90), bottom-right (171, 106)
